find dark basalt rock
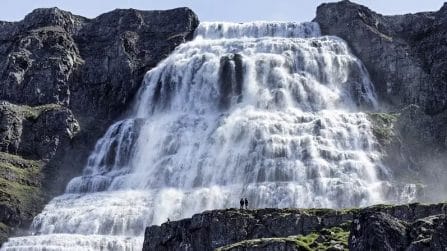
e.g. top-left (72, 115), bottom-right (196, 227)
top-left (219, 54), bottom-right (244, 109)
top-left (0, 6), bottom-right (199, 243)
top-left (143, 203), bottom-right (447, 251)
top-left (349, 211), bottom-right (409, 250)
top-left (315, 0), bottom-right (447, 116)
top-left (217, 237), bottom-right (311, 251)
top-left (350, 206), bottom-right (447, 250)
top-left (0, 102), bottom-right (79, 161)
top-left (143, 208), bottom-right (354, 251)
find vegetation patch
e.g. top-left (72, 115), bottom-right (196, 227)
top-left (367, 112), bottom-right (398, 146)
top-left (0, 152), bottom-right (45, 243)
top-left (300, 208), bottom-right (335, 217)
top-left (338, 207), bottom-right (360, 215)
top-left (367, 204), bottom-right (395, 210)
top-left (295, 226), bottom-right (350, 251)
top-left (216, 236), bottom-right (313, 251)
top-left (14, 103), bottom-right (64, 121)
top-left (216, 226), bottom-right (350, 251)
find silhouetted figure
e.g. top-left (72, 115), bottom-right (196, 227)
top-left (167, 218), bottom-right (170, 223)
top-left (244, 198), bottom-right (248, 209)
top-left (240, 198), bottom-right (244, 209)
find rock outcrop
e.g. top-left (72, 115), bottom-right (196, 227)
top-left (0, 102), bottom-right (79, 160)
top-left (0, 7), bottom-right (199, 243)
top-left (143, 203), bottom-right (447, 251)
top-left (315, 0), bottom-right (447, 203)
top-left (350, 205), bottom-right (447, 250)
top-left (143, 208), bottom-right (353, 251)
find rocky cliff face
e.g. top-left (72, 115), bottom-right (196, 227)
top-left (315, 0), bottom-right (447, 115)
top-left (143, 203), bottom-right (447, 251)
top-left (315, 0), bottom-right (447, 202)
top-left (0, 7), bottom-right (198, 243)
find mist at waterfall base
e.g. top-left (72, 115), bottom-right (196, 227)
top-left (2, 22), bottom-right (417, 250)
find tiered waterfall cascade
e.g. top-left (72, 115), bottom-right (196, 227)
top-left (2, 21), bottom-right (411, 251)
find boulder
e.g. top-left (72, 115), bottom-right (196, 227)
top-left (349, 211), bottom-right (409, 250)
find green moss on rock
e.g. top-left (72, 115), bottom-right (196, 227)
top-left (0, 152), bottom-right (45, 244)
top-left (294, 233), bottom-right (318, 250)
top-left (368, 112), bottom-right (398, 146)
top-left (9, 103), bottom-right (64, 121)
top-left (216, 226), bottom-right (350, 251)
top-left (296, 226), bottom-right (349, 251)
top-left (368, 204), bottom-right (395, 209)
top-left (300, 208), bottom-right (335, 217)
top-left (216, 236), bottom-right (313, 251)
top-left (339, 207), bottom-right (360, 215)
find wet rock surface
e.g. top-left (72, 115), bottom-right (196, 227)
top-left (0, 7), bottom-right (198, 243)
top-left (143, 203), bottom-right (447, 251)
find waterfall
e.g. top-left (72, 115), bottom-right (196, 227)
top-left (2, 21), bottom-right (404, 251)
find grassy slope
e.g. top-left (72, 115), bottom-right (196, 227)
top-left (0, 152), bottom-right (45, 243)
top-left (217, 225), bottom-right (350, 251)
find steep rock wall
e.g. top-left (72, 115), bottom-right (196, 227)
top-left (0, 7), bottom-right (199, 243)
top-left (315, 0), bottom-right (447, 115)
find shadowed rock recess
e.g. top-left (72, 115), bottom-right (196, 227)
top-left (143, 203), bottom-right (447, 251)
top-left (0, 7), bottom-right (198, 243)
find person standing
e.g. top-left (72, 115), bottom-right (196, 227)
top-left (240, 198), bottom-right (244, 209)
top-left (244, 198), bottom-right (248, 209)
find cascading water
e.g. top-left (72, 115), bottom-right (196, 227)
top-left (3, 21), bottom-right (408, 251)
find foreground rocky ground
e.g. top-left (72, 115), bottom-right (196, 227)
top-left (144, 203), bottom-right (447, 251)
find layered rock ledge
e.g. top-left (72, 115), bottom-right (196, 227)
top-left (143, 203), bottom-right (447, 251)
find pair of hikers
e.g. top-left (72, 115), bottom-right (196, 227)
top-left (240, 198), bottom-right (249, 209)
